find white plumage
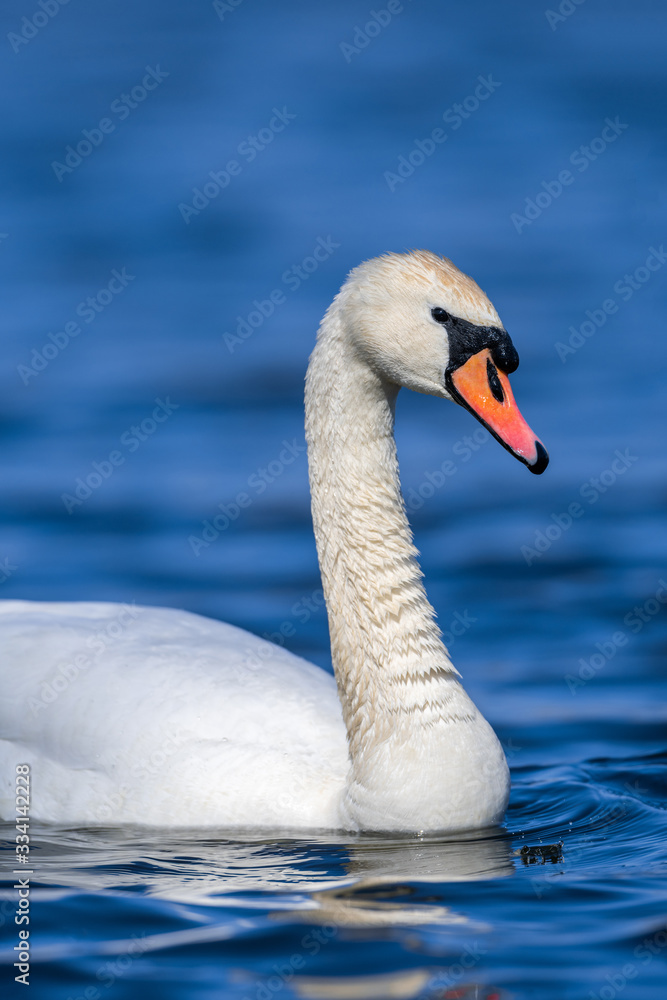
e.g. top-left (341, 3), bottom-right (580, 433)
top-left (0, 250), bottom-right (546, 831)
top-left (0, 602), bottom-right (347, 826)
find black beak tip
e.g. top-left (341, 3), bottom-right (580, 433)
top-left (528, 441), bottom-right (549, 475)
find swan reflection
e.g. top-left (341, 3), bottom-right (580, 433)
top-left (21, 824), bottom-right (513, 926)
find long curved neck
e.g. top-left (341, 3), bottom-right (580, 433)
top-left (305, 298), bottom-right (461, 769)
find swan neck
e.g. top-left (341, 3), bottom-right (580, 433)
top-left (305, 298), bottom-right (458, 760)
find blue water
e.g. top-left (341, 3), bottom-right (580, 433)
top-left (1, 0), bottom-right (666, 997)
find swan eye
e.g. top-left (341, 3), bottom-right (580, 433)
top-left (431, 307), bottom-right (451, 325)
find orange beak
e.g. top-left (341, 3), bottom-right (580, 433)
top-left (446, 348), bottom-right (548, 474)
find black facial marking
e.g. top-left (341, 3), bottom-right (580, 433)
top-left (434, 309), bottom-right (520, 376)
top-left (486, 357), bottom-right (505, 403)
top-left (435, 308), bottom-right (549, 475)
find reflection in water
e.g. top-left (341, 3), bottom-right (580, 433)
top-left (292, 971), bottom-right (505, 1000)
top-left (342, 831), bottom-right (514, 883)
top-left (292, 967), bottom-right (432, 1000)
top-left (0, 824), bottom-right (515, 981)
top-left (278, 883), bottom-right (470, 930)
top-left (276, 831), bottom-right (513, 928)
top-left (18, 825), bottom-right (514, 919)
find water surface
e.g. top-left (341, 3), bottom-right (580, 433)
top-left (0, 1), bottom-right (666, 997)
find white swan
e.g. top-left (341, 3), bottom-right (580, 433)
top-left (0, 251), bottom-right (547, 832)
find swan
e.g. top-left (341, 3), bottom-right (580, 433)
top-left (0, 250), bottom-right (548, 832)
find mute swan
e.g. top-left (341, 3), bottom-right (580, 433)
top-left (0, 251), bottom-right (547, 832)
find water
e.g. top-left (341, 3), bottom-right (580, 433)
top-left (1, 0), bottom-right (666, 997)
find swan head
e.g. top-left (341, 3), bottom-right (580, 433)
top-left (342, 250), bottom-right (548, 474)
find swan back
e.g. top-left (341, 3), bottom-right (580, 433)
top-left (0, 601), bottom-right (347, 826)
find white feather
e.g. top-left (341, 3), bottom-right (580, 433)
top-left (1, 251), bottom-right (511, 831)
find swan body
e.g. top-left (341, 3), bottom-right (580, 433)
top-left (0, 602), bottom-right (348, 827)
top-left (0, 251), bottom-right (547, 831)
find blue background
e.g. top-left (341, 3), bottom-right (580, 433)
top-left (1, 1), bottom-right (666, 998)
